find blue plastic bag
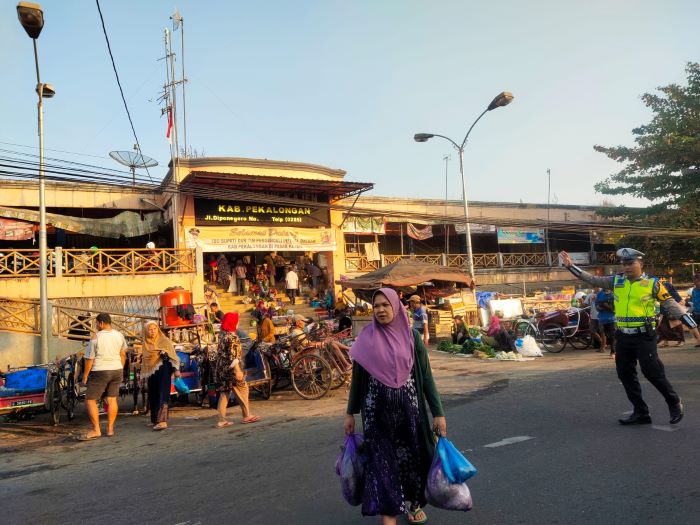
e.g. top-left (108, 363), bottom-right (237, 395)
top-left (335, 433), bottom-right (366, 506)
top-left (173, 377), bottom-right (191, 395)
top-left (425, 451), bottom-right (473, 512)
top-left (436, 436), bottom-right (477, 483)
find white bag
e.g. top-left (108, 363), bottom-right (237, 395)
top-left (519, 335), bottom-right (543, 357)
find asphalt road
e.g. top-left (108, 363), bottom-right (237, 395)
top-left (2, 348), bottom-right (700, 525)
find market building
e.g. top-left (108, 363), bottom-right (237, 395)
top-left (0, 154), bottom-right (623, 366)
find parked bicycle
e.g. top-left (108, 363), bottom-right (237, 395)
top-left (513, 307), bottom-right (591, 353)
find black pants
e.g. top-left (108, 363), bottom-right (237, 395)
top-left (615, 331), bottom-right (680, 415)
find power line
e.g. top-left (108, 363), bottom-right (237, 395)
top-left (0, 141), bottom-right (113, 161)
top-left (94, 0), bottom-right (153, 183)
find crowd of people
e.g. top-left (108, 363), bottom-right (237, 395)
top-left (205, 251), bottom-right (329, 304)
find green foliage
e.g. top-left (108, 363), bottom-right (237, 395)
top-left (594, 62), bottom-right (700, 262)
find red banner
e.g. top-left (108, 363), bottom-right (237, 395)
top-left (0, 218), bottom-right (34, 241)
top-left (406, 223), bottom-right (433, 240)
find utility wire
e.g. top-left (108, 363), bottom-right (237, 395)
top-left (3, 150), bottom-right (700, 239)
top-left (95, 0), bottom-right (153, 183)
top-left (0, 141), bottom-right (114, 161)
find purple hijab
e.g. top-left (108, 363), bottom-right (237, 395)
top-left (350, 288), bottom-right (415, 388)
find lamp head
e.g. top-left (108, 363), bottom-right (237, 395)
top-left (36, 83), bottom-right (55, 98)
top-left (487, 91), bottom-right (514, 111)
top-left (17, 2), bottom-right (44, 39)
top-left (414, 133), bottom-right (434, 143)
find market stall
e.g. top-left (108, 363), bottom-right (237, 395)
top-left (337, 258), bottom-right (476, 335)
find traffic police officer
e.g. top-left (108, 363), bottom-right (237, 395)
top-left (560, 248), bottom-right (688, 425)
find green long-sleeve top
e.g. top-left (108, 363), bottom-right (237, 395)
top-left (347, 328), bottom-right (444, 417)
top-left (346, 329), bottom-right (445, 487)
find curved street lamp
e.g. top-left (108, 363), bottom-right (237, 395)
top-left (17, 1), bottom-right (54, 363)
top-left (414, 91), bottom-right (513, 279)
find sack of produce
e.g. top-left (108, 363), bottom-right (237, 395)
top-left (519, 335), bottom-right (543, 357)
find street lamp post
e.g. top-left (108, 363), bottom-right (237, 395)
top-left (414, 91), bottom-right (514, 280)
top-left (17, 2), bottom-right (54, 363)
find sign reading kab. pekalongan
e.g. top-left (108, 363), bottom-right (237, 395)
top-left (194, 198), bottom-right (329, 227)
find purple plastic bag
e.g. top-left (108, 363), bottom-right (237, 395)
top-left (425, 452), bottom-right (473, 511)
top-left (335, 433), bottom-right (366, 506)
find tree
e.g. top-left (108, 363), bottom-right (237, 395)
top-left (594, 62), bottom-right (700, 268)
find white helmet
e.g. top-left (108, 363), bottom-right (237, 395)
top-left (146, 242), bottom-right (156, 249)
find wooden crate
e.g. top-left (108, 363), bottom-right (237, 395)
top-left (429, 322), bottom-right (453, 337)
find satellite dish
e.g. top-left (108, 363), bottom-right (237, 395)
top-left (109, 150), bottom-right (158, 185)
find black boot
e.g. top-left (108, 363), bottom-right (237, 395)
top-left (618, 413), bottom-right (652, 425)
top-left (669, 402), bottom-right (684, 425)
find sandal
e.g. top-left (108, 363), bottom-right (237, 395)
top-left (407, 507), bottom-right (428, 524)
top-left (77, 432), bottom-right (101, 441)
top-left (242, 415), bottom-right (261, 424)
top-left (215, 421), bottom-right (233, 429)
top-left (153, 423), bottom-right (167, 431)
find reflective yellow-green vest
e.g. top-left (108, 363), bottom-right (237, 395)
top-left (613, 274), bottom-right (657, 328)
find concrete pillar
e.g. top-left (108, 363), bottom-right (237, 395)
top-left (498, 253), bottom-right (504, 269)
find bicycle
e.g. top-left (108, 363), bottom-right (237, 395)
top-left (513, 307), bottom-right (591, 353)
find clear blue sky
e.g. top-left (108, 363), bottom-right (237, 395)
top-left (2, 0), bottom-right (698, 206)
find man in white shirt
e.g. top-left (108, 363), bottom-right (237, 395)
top-left (285, 266), bottom-right (299, 305)
top-left (80, 313), bottom-right (127, 440)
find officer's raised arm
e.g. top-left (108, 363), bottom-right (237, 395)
top-left (559, 251), bottom-right (615, 289)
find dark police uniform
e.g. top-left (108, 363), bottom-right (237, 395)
top-left (564, 248), bottom-right (687, 425)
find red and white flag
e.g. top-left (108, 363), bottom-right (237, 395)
top-left (166, 107), bottom-right (173, 143)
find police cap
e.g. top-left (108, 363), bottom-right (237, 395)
top-left (616, 248), bottom-right (644, 261)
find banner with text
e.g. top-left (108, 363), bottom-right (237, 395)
top-left (192, 226), bottom-right (336, 252)
top-left (497, 227), bottom-right (545, 244)
top-left (455, 223), bottom-right (497, 234)
top-left (194, 198), bottom-right (329, 227)
top-left (0, 218), bottom-right (34, 241)
top-left (341, 215), bottom-right (386, 235)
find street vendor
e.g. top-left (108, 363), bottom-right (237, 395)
top-left (452, 315), bottom-right (468, 345)
top-left (259, 310), bottom-right (276, 343)
top-left (481, 311), bottom-right (514, 351)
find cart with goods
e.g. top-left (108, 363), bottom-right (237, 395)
top-left (0, 356), bottom-right (79, 425)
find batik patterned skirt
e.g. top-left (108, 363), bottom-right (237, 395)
top-left (361, 375), bottom-right (422, 517)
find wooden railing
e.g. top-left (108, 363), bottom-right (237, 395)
top-left (0, 297), bottom-right (159, 340)
top-left (346, 251), bottom-right (617, 272)
top-left (471, 253), bottom-right (500, 268)
top-left (0, 298), bottom-right (40, 334)
top-left (61, 248), bottom-right (194, 276)
top-left (52, 304), bottom-right (157, 342)
top-left (0, 250), bottom-right (55, 277)
top-left (345, 255), bottom-right (380, 272)
top-left (0, 248), bottom-right (195, 278)
top-left (596, 251), bottom-right (617, 264)
top-left (502, 252), bottom-right (547, 267)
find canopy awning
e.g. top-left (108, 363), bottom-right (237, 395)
top-left (181, 171), bottom-right (374, 200)
top-left (338, 258), bottom-right (473, 290)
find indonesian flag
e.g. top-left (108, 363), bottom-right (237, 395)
top-left (166, 107), bottom-right (173, 143)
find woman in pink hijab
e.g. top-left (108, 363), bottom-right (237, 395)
top-left (344, 288), bottom-right (446, 525)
